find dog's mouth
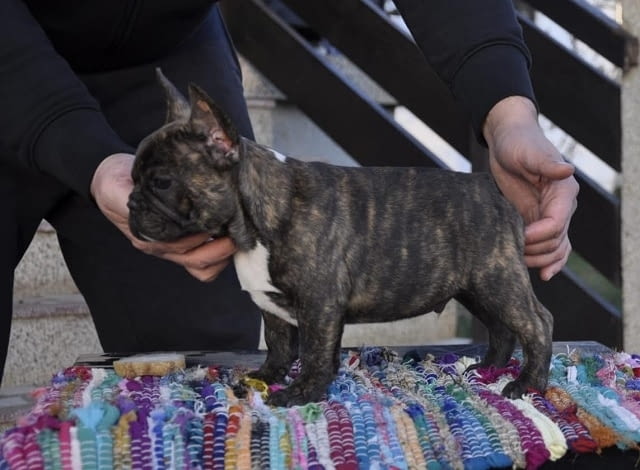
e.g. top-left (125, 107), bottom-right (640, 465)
top-left (144, 191), bottom-right (194, 231)
top-left (130, 190), bottom-right (230, 242)
top-left (129, 189), bottom-right (201, 242)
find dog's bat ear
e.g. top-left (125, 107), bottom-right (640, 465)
top-left (187, 83), bottom-right (240, 156)
top-left (156, 68), bottom-right (190, 123)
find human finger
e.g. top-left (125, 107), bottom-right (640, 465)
top-left (185, 259), bottom-right (231, 282)
top-left (160, 236), bottom-right (237, 270)
top-left (524, 177), bottom-right (578, 242)
top-left (524, 216), bottom-right (568, 247)
top-left (524, 234), bottom-right (563, 258)
top-left (524, 237), bottom-right (572, 281)
top-left (531, 159), bottom-right (575, 182)
top-left (130, 232), bottom-right (213, 256)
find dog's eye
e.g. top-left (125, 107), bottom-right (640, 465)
top-left (152, 176), bottom-right (172, 190)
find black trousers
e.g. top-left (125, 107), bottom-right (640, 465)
top-left (0, 7), bottom-right (261, 381)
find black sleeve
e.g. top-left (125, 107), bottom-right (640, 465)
top-left (392, 0), bottom-right (537, 143)
top-left (0, 0), bottom-right (133, 199)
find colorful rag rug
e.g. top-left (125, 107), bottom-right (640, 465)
top-left (2, 347), bottom-right (640, 469)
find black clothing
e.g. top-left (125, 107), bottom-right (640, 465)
top-left (0, 0), bottom-right (536, 381)
top-left (1, 0), bottom-right (535, 199)
top-left (393, 0), bottom-right (536, 142)
top-left (0, 6), bottom-right (262, 382)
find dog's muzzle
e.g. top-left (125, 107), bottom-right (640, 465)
top-left (128, 190), bottom-right (205, 241)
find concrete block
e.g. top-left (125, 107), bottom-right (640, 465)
top-left (13, 222), bottom-right (78, 301)
top-left (248, 102), bottom-right (358, 166)
top-left (5, 295), bottom-right (102, 387)
top-left (240, 53), bottom-right (394, 106)
top-left (622, 0), bottom-right (640, 351)
top-left (341, 302), bottom-right (461, 347)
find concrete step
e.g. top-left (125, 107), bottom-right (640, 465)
top-left (8, 220), bottom-right (101, 391)
top-left (5, 294), bottom-right (102, 389)
top-left (14, 221), bottom-right (79, 301)
top-left (0, 293), bottom-right (100, 430)
top-left (0, 385), bottom-right (39, 432)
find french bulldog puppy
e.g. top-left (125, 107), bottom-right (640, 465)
top-left (128, 69), bottom-right (553, 406)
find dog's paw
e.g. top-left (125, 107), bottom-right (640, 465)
top-left (246, 369), bottom-right (272, 383)
top-left (501, 378), bottom-right (546, 399)
top-left (464, 359), bottom-right (496, 375)
top-left (464, 362), bottom-right (483, 374)
top-left (266, 383), bottom-right (324, 407)
top-left (267, 389), bottom-right (305, 407)
top-left (501, 380), bottom-right (529, 399)
top-left (246, 366), bottom-right (287, 385)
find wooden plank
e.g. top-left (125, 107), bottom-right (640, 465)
top-left (569, 169), bottom-right (621, 286)
top-left (222, 0), bottom-right (448, 169)
top-left (521, 14), bottom-right (621, 171)
top-left (278, 0), bottom-right (471, 157)
top-left (523, 0), bottom-right (639, 70)
top-left (531, 268), bottom-right (622, 348)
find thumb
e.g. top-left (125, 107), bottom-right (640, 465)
top-left (535, 159), bottom-right (575, 181)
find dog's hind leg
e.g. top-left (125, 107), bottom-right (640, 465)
top-left (463, 255), bottom-right (553, 397)
top-left (475, 286), bottom-right (552, 398)
top-left (458, 294), bottom-right (516, 370)
top-left (500, 295), bottom-right (553, 398)
top-left (248, 311), bottom-right (299, 385)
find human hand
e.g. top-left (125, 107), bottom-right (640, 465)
top-left (483, 96), bottom-right (579, 281)
top-left (90, 153), bottom-right (237, 281)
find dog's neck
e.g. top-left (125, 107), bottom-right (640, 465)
top-left (230, 138), bottom-right (293, 250)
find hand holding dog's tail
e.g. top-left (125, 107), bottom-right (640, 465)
top-left (484, 96), bottom-right (579, 281)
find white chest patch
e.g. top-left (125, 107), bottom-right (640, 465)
top-left (268, 147), bottom-right (288, 163)
top-left (233, 242), bottom-right (298, 326)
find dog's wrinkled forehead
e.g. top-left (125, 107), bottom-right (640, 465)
top-left (133, 123), bottom-right (210, 181)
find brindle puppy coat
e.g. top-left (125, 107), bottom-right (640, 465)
top-left (128, 70), bottom-right (553, 406)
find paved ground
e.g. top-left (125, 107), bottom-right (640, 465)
top-left (0, 385), bottom-right (40, 432)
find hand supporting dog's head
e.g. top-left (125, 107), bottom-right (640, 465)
top-left (128, 69), bottom-right (242, 242)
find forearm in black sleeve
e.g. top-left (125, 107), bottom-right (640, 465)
top-left (392, 0), bottom-right (537, 142)
top-left (0, 0), bottom-right (132, 199)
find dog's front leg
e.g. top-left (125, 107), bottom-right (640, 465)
top-left (268, 305), bottom-right (344, 407)
top-left (248, 311), bottom-right (299, 385)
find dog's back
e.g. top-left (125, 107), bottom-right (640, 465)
top-left (266, 160), bottom-right (524, 323)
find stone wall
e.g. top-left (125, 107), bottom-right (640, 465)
top-left (622, 0), bottom-right (640, 351)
